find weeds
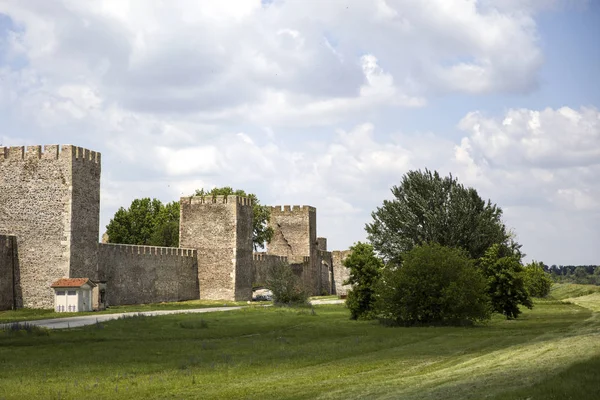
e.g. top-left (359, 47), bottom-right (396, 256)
top-left (2, 322), bottom-right (50, 336)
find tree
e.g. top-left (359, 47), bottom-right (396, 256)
top-left (523, 261), bottom-right (553, 298)
top-left (194, 187), bottom-right (273, 250)
top-left (375, 243), bottom-right (491, 326)
top-left (106, 198), bottom-right (179, 247)
top-left (366, 169), bottom-right (516, 264)
top-left (479, 244), bottom-right (532, 319)
top-left (265, 261), bottom-right (309, 306)
top-left (343, 242), bottom-right (384, 320)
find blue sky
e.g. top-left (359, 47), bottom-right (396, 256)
top-left (0, 0), bottom-right (598, 265)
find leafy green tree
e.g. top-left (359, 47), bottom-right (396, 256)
top-left (106, 198), bottom-right (179, 247)
top-left (150, 201), bottom-right (180, 247)
top-left (265, 261), bottom-right (309, 306)
top-left (366, 169), bottom-right (517, 264)
top-left (479, 244), bottom-right (533, 319)
top-left (523, 261), bottom-right (553, 298)
top-left (375, 243), bottom-right (491, 326)
top-left (194, 187), bottom-right (274, 250)
top-left (343, 242), bottom-right (384, 320)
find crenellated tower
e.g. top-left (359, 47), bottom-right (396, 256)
top-left (267, 205), bottom-right (320, 294)
top-left (0, 145), bottom-right (101, 308)
top-left (179, 195), bottom-right (254, 301)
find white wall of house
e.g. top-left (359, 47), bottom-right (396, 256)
top-left (53, 284), bottom-right (93, 312)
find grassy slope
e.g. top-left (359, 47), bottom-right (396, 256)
top-left (1, 298), bottom-right (599, 400)
top-left (548, 283), bottom-right (600, 300)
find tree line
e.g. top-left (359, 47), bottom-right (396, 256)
top-left (545, 265), bottom-right (600, 285)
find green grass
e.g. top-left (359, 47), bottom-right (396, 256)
top-left (548, 283), bottom-right (600, 300)
top-left (0, 299), bottom-right (262, 323)
top-left (1, 298), bottom-right (599, 399)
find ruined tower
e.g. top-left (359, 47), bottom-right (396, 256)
top-left (179, 195), bottom-right (253, 301)
top-left (0, 145), bottom-right (101, 308)
top-left (267, 205), bottom-right (320, 294)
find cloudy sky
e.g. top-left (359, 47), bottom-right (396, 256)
top-left (0, 0), bottom-right (598, 265)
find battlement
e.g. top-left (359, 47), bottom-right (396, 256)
top-left (99, 243), bottom-right (196, 257)
top-left (0, 145), bottom-right (101, 164)
top-left (253, 253), bottom-right (288, 263)
top-left (270, 205), bottom-right (316, 214)
top-left (181, 195), bottom-right (253, 206)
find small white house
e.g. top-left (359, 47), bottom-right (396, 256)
top-left (51, 278), bottom-right (96, 312)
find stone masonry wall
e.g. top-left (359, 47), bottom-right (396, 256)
top-left (268, 205), bottom-right (319, 295)
top-left (69, 148), bottom-right (101, 280)
top-left (332, 250), bottom-right (352, 295)
top-left (0, 145), bottom-right (99, 308)
top-left (252, 253), bottom-right (289, 287)
top-left (0, 235), bottom-right (16, 310)
top-left (235, 199), bottom-right (254, 300)
top-left (318, 250), bottom-right (333, 295)
top-left (180, 195), bottom-right (253, 301)
top-left (98, 243), bottom-right (198, 306)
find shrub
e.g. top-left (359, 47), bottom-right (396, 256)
top-left (343, 242), bottom-right (383, 320)
top-left (266, 262), bottom-right (309, 306)
top-left (375, 243), bottom-right (491, 326)
top-left (523, 261), bottom-right (553, 297)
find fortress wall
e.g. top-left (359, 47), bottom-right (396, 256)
top-left (332, 250), bottom-right (353, 295)
top-left (252, 253), bottom-right (289, 287)
top-left (180, 195), bottom-right (253, 301)
top-left (0, 235), bottom-right (17, 310)
top-left (98, 243), bottom-right (198, 306)
top-left (0, 145), bottom-right (97, 308)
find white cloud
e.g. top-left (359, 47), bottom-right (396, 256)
top-left (0, 1), bottom-right (598, 265)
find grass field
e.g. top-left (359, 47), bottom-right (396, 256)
top-left (0, 299), bottom-right (255, 324)
top-left (1, 286), bottom-right (599, 400)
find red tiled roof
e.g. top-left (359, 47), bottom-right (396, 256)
top-left (51, 278), bottom-right (96, 288)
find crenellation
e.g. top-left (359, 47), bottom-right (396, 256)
top-left (42, 145), bottom-right (60, 159)
top-left (100, 243), bottom-right (196, 257)
top-left (26, 145), bottom-right (42, 159)
top-left (7, 146), bottom-right (24, 160)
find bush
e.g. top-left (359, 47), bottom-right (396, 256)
top-left (375, 243), bottom-right (491, 326)
top-left (266, 262), bottom-right (309, 306)
top-left (343, 242), bottom-right (383, 320)
top-left (523, 261), bottom-right (553, 297)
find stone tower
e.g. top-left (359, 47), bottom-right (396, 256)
top-left (267, 205), bottom-right (319, 294)
top-left (0, 145), bottom-right (101, 308)
top-left (179, 195), bottom-right (253, 301)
